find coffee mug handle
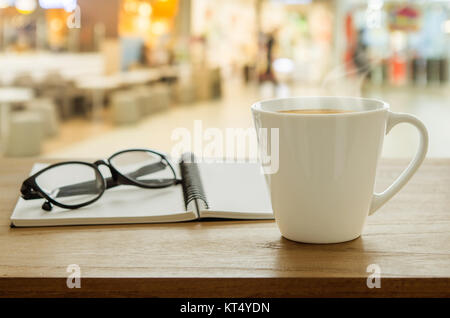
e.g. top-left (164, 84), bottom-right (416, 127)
top-left (369, 111), bottom-right (429, 215)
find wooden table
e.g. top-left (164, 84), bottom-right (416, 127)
top-left (0, 158), bottom-right (449, 297)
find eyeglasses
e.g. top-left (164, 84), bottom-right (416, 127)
top-left (20, 149), bottom-right (179, 211)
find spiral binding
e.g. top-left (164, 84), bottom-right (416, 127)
top-left (180, 153), bottom-right (209, 210)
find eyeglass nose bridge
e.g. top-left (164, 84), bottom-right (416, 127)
top-left (93, 159), bottom-right (114, 177)
top-left (93, 159), bottom-right (121, 188)
top-left (93, 159), bottom-right (113, 179)
top-left (94, 159), bottom-right (109, 167)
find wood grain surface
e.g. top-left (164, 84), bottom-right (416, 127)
top-left (0, 158), bottom-right (449, 297)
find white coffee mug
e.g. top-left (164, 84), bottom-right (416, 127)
top-left (252, 97), bottom-right (428, 244)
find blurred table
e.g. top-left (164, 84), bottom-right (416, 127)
top-left (75, 68), bottom-right (176, 120)
top-left (0, 53), bottom-right (103, 83)
top-left (0, 87), bottom-right (34, 144)
top-left (0, 158), bottom-right (449, 297)
top-left (117, 69), bottom-right (161, 86)
top-left (76, 77), bottom-right (120, 120)
top-left (158, 65), bottom-right (179, 79)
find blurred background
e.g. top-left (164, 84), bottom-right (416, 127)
top-left (0, 0), bottom-right (449, 160)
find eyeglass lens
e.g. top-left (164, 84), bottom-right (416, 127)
top-left (109, 150), bottom-right (176, 186)
top-left (35, 163), bottom-right (104, 207)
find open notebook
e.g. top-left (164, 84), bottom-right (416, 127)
top-left (11, 154), bottom-right (273, 227)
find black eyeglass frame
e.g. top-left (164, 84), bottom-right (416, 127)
top-left (20, 148), bottom-right (179, 211)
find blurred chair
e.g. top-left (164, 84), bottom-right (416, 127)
top-left (132, 84), bottom-right (171, 115)
top-left (193, 67), bottom-right (222, 101)
top-left (132, 86), bottom-right (155, 116)
top-left (5, 111), bottom-right (43, 157)
top-left (209, 68), bottom-right (222, 99)
top-left (42, 71), bottom-right (65, 87)
top-left (39, 73), bottom-right (76, 119)
top-left (150, 84), bottom-right (171, 111)
top-left (12, 73), bottom-right (35, 89)
top-left (175, 80), bottom-right (196, 104)
top-left (175, 64), bottom-right (196, 104)
top-left (25, 98), bottom-right (60, 137)
top-left (59, 82), bottom-right (88, 119)
top-left (110, 91), bottom-right (140, 125)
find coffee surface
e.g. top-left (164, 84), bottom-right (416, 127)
top-left (278, 109), bottom-right (355, 114)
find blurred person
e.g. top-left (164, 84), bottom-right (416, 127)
top-left (344, 14), bottom-right (371, 78)
top-left (353, 29), bottom-right (371, 76)
top-left (259, 30), bottom-right (277, 84)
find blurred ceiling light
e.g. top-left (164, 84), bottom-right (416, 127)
top-left (368, 0), bottom-right (384, 10)
top-left (134, 16), bottom-right (151, 31)
top-left (443, 20), bottom-right (450, 34)
top-left (50, 18), bottom-right (63, 31)
top-left (272, 0), bottom-right (312, 4)
top-left (138, 2), bottom-right (152, 17)
top-left (39, 0), bottom-right (77, 12)
top-left (273, 58), bottom-right (295, 74)
top-left (151, 20), bottom-right (167, 35)
top-left (124, 0), bottom-right (137, 13)
top-left (15, 0), bottom-right (37, 14)
top-left (0, 0), bottom-right (13, 9)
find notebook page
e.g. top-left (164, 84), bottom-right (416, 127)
top-left (197, 162), bottom-right (273, 219)
top-left (11, 163), bottom-right (195, 227)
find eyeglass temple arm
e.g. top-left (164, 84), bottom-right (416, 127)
top-left (55, 161), bottom-right (170, 198)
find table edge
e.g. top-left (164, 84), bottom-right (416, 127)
top-left (0, 277), bottom-right (449, 298)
